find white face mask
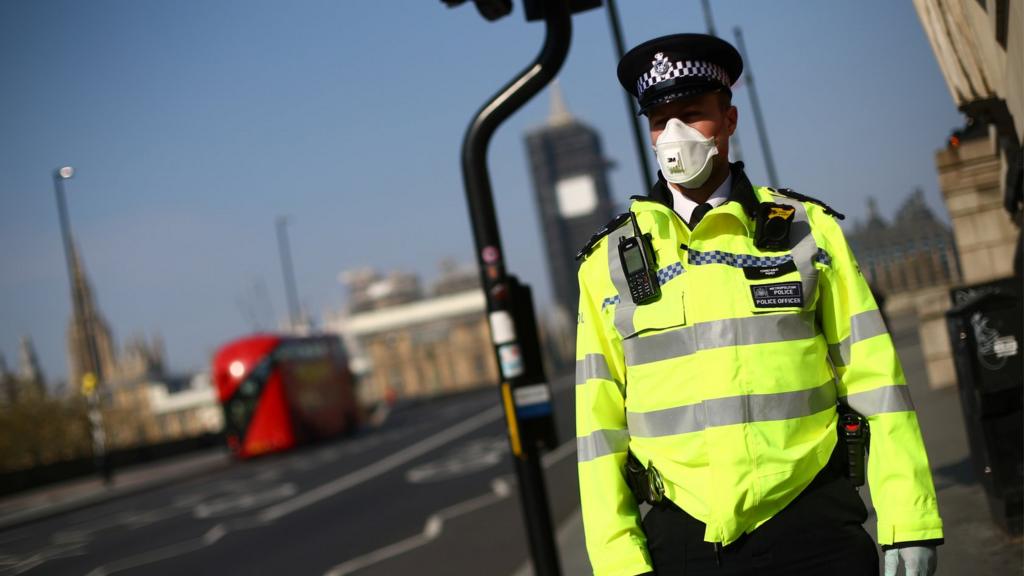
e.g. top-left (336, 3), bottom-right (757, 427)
top-left (654, 118), bottom-right (718, 188)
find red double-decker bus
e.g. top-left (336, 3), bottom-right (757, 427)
top-left (212, 334), bottom-right (361, 458)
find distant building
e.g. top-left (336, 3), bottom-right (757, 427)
top-left (59, 246), bottom-right (215, 448)
top-left (524, 84), bottom-right (617, 323)
top-left (0, 353), bottom-right (14, 404)
top-left (341, 268), bottom-right (422, 314)
top-left (325, 263), bottom-right (497, 405)
top-left (65, 248), bottom-right (167, 395)
top-left (0, 337), bottom-right (48, 404)
top-left (16, 336), bottom-right (45, 395)
top-left (145, 373), bottom-right (224, 440)
top-left (847, 191), bottom-right (961, 295)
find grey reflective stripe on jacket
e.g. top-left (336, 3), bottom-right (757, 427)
top-left (626, 380), bottom-right (837, 438)
top-left (576, 354), bottom-right (615, 385)
top-left (841, 384), bottom-right (915, 416)
top-left (577, 428), bottom-right (630, 462)
top-left (828, 309), bottom-right (888, 367)
top-left (623, 311), bottom-right (818, 367)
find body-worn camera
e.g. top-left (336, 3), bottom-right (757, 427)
top-left (754, 203), bottom-right (796, 251)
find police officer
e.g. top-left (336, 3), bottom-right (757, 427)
top-left (575, 34), bottom-right (943, 576)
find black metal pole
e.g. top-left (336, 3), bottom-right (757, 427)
top-left (460, 1), bottom-right (571, 574)
top-left (733, 27), bottom-right (779, 186)
top-left (699, 0), bottom-right (745, 163)
top-left (700, 0), bottom-right (717, 37)
top-left (53, 169), bottom-right (111, 483)
top-left (605, 0), bottom-right (654, 193)
top-left (276, 216), bottom-right (301, 330)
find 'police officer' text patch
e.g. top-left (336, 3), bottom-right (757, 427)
top-left (750, 282), bottom-right (803, 308)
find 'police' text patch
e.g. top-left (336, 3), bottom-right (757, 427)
top-left (743, 260), bottom-right (797, 280)
top-left (750, 282), bottom-right (803, 308)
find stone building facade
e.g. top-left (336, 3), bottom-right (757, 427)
top-left (915, 0), bottom-right (1022, 229)
top-left (352, 294), bottom-right (497, 404)
top-left (937, 128), bottom-right (1019, 284)
top-left (913, 0), bottom-right (1022, 389)
top-left (326, 265), bottom-right (498, 405)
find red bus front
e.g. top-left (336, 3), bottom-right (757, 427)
top-left (212, 334), bottom-right (360, 458)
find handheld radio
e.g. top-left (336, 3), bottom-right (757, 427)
top-left (618, 212), bottom-right (660, 305)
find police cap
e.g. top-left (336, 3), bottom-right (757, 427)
top-left (617, 33), bottom-right (743, 115)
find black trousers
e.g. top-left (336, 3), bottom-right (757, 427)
top-left (641, 459), bottom-right (878, 576)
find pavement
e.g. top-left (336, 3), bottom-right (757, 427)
top-left (1, 311), bottom-right (1022, 575)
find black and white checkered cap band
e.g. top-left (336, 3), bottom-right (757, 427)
top-left (637, 59), bottom-right (731, 99)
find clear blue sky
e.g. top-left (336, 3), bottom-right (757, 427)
top-left (0, 1), bottom-right (962, 386)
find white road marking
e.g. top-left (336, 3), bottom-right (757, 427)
top-left (323, 478), bottom-right (512, 576)
top-left (322, 435), bottom-right (578, 576)
top-left (2, 541), bottom-right (87, 575)
top-left (405, 436), bottom-right (508, 484)
top-left (84, 523), bottom-right (228, 576)
top-left (193, 483), bottom-right (297, 519)
top-left (259, 406), bottom-right (503, 522)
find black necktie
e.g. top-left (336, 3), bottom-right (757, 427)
top-left (689, 203), bottom-right (713, 229)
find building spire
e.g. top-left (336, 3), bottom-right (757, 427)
top-left (71, 243), bottom-right (94, 307)
top-left (16, 334), bottom-right (45, 397)
top-left (17, 335), bottom-right (44, 392)
top-left (865, 196), bottom-right (886, 229)
top-left (548, 80), bottom-right (573, 126)
top-left (66, 242), bottom-right (117, 388)
top-left (0, 352), bottom-right (12, 404)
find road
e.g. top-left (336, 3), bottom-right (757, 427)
top-left (0, 375), bottom-right (578, 576)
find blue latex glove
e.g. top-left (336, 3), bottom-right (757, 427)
top-left (884, 546), bottom-right (937, 576)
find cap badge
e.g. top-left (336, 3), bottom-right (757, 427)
top-left (652, 52), bottom-right (672, 76)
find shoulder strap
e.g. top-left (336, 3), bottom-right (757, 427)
top-left (768, 187), bottom-right (846, 220)
top-left (576, 212), bottom-right (631, 261)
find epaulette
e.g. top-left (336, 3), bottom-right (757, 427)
top-left (576, 212), bottom-right (631, 261)
top-left (768, 187), bottom-right (846, 220)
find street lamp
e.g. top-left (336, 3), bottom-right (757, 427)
top-left (275, 216), bottom-right (302, 332)
top-left (53, 166), bottom-right (112, 483)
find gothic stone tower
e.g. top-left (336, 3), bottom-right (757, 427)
top-left (524, 84), bottom-right (616, 322)
top-left (66, 246), bottom-right (118, 391)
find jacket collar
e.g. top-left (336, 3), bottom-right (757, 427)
top-left (642, 162), bottom-right (759, 220)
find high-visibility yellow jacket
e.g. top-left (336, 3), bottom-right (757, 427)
top-left (575, 165), bottom-right (943, 576)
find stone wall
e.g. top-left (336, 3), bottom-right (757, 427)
top-left (916, 131), bottom-right (1020, 389)
top-left (938, 131), bottom-right (1019, 284)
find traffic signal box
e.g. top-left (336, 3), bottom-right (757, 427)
top-left (498, 276), bottom-right (558, 455)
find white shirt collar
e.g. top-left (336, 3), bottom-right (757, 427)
top-left (668, 172), bottom-right (732, 223)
